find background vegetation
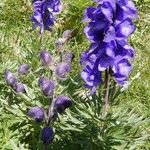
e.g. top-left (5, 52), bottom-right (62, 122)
top-left (0, 0), bottom-right (150, 149)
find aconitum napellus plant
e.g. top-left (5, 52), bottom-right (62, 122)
top-left (81, 0), bottom-right (137, 95)
top-left (31, 0), bottom-right (62, 33)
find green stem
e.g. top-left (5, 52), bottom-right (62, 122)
top-left (39, 33), bottom-right (43, 50)
top-left (102, 69), bottom-right (110, 118)
top-left (45, 144), bottom-right (48, 150)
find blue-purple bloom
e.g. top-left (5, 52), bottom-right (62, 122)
top-left (81, 0), bottom-right (137, 94)
top-left (41, 126), bottom-right (54, 144)
top-left (14, 82), bottom-right (26, 93)
top-left (4, 70), bottom-right (26, 93)
top-left (18, 64), bottom-right (30, 75)
top-left (28, 106), bottom-right (45, 123)
top-left (40, 51), bottom-right (52, 66)
top-left (4, 70), bottom-right (17, 87)
top-left (64, 52), bottom-right (75, 63)
top-left (55, 62), bottom-right (71, 79)
top-left (38, 77), bottom-right (55, 97)
top-left (31, 0), bottom-right (62, 33)
top-left (54, 96), bottom-right (72, 114)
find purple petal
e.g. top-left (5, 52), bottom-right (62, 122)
top-left (101, 1), bottom-right (114, 22)
top-left (28, 106), bottom-right (45, 123)
top-left (64, 52), bottom-right (75, 63)
top-left (4, 70), bottom-right (17, 86)
top-left (55, 62), bottom-right (71, 79)
top-left (40, 51), bottom-right (52, 66)
top-left (54, 96), bottom-right (72, 114)
top-left (14, 82), bottom-right (26, 93)
top-left (83, 7), bottom-right (96, 22)
top-left (112, 58), bottom-right (132, 85)
top-left (18, 64), bottom-right (30, 75)
top-left (38, 77), bottom-right (55, 97)
top-left (41, 127), bottom-right (54, 145)
top-left (115, 18), bottom-right (135, 40)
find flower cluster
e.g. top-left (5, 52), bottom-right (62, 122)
top-left (28, 48), bottom-right (73, 145)
top-left (81, 0), bottom-right (137, 94)
top-left (31, 0), bottom-right (62, 33)
top-left (4, 64), bottom-right (30, 93)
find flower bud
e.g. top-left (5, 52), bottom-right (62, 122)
top-left (41, 127), bottom-right (54, 145)
top-left (55, 62), bottom-right (71, 79)
top-left (64, 52), bottom-right (75, 63)
top-left (40, 51), bottom-right (52, 66)
top-left (18, 64), bottom-right (30, 75)
top-left (28, 106), bottom-right (45, 123)
top-left (4, 70), bottom-right (17, 87)
top-left (62, 30), bottom-right (72, 40)
top-left (54, 96), bottom-right (72, 114)
top-left (38, 77), bottom-right (55, 97)
top-left (14, 82), bottom-right (26, 93)
top-left (55, 38), bottom-right (66, 50)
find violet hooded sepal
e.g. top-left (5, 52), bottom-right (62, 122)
top-left (18, 64), bottom-right (30, 75)
top-left (31, 0), bottom-right (62, 33)
top-left (111, 57), bottom-right (132, 85)
top-left (64, 52), bottom-right (75, 63)
top-left (81, 65), bottom-right (102, 95)
top-left (41, 126), bottom-right (54, 145)
top-left (28, 106), bottom-right (45, 123)
top-left (38, 77), bottom-right (55, 97)
top-left (55, 62), bottom-right (71, 80)
top-left (54, 96), bottom-right (72, 114)
top-left (14, 82), bottom-right (26, 93)
top-left (4, 70), bottom-right (17, 87)
top-left (40, 51), bottom-right (52, 66)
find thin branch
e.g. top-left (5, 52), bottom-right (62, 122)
top-left (39, 33), bottom-right (43, 50)
top-left (44, 144), bottom-right (48, 150)
top-left (102, 69), bottom-right (110, 118)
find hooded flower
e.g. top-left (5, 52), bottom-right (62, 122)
top-left (18, 64), bottom-right (30, 75)
top-left (41, 127), bottom-right (54, 144)
top-left (64, 52), bottom-right (75, 63)
top-left (54, 96), bottom-right (72, 114)
top-left (55, 62), bottom-right (71, 80)
top-left (4, 70), bottom-right (17, 87)
top-left (81, 0), bottom-right (137, 94)
top-left (14, 82), bottom-right (26, 93)
top-left (40, 51), bottom-right (53, 66)
top-left (28, 106), bottom-right (45, 123)
top-left (38, 77), bottom-right (55, 97)
top-left (31, 0), bottom-right (62, 33)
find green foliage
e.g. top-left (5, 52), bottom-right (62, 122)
top-left (0, 0), bottom-right (150, 150)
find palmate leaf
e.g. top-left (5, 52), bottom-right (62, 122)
top-left (53, 74), bottom-right (150, 150)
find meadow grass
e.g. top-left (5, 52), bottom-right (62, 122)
top-left (0, 0), bottom-right (150, 149)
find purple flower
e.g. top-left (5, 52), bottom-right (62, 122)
top-left (55, 62), bottom-right (71, 79)
top-left (14, 82), bottom-right (26, 93)
top-left (112, 58), bottom-right (132, 85)
top-left (41, 127), bottom-right (54, 144)
top-left (40, 51), bottom-right (52, 66)
top-left (31, 0), bottom-right (62, 33)
top-left (28, 106), bottom-right (45, 123)
top-left (18, 64), bottom-right (30, 75)
top-left (38, 77), bottom-right (55, 97)
top-left (81, 0), bottom-right (137, 94)
top-left (4, 70), bottom-right (17, 87)
top-left (54, 96), bottom-right (72, 114)
top-left (64, 52), bottom-right (74, 63)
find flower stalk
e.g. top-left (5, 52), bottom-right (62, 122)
top-left (102, 69), bottom-right (110, 118)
